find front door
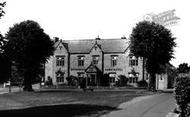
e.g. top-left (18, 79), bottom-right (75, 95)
top-left (87, 73), bottom-right (96, 86)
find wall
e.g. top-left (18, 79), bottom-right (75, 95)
top-left (45, 42), bottom-right (69, 85)
top-left (45, 40), bottom-right (146, 86)
top-left (156, 74), bottom-right (168, 90)
top-left (103, 53), bottom-right (127, 77)
top-left (70, 54), bottom-right (88, 77)
top-left (45, 56), bottom-right (53, 81)
top-left (69, 44), bottom-right (103, 77)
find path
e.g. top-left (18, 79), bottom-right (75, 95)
top-left (103, 93), bottom-right (176, 117)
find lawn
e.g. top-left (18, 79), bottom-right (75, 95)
top-left (0, 89), bottom-right (154, 117)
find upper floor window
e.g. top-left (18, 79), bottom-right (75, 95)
top-left (56, 56), bottom-right (65, 66)
top-left (129, 56), bottom-right (138, 66)
top-left (78, 56), bottom-right (85, 67)
top-left (111, 55), bottom-right (118, 67)
top-left (92, 55), bottom-right (99, 65)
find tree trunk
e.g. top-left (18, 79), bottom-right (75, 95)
top-left (148, 73), bottom-right (156, 91)
top-left (23, 69), bottom-right (34, 91)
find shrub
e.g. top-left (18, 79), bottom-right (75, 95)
top-left (79, 78), bottom-right (86, 89)
top-left (174, 76), bottom-right (190, 117)
top-left (137, 80), bottom-right (148, 88)
top-left (66, 75), bottom-right (79, 86)
top-left (116, 75), bottom-right (128, 87)
top-left (99, 74), bottom-right (110, 86)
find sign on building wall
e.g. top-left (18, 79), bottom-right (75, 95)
top-left (71, 68), bottom-right (85, 71)
top-left (105, 68), bottom-right (123, 71)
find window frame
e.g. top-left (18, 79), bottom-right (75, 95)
top-left (56, 55), bottom-right (65, 66)
top-left (92, 55), bottom-right (99, 65)
top-left (78, 56), bottom-right (85, 67)
top-left (111, 55), bottom-right (118, 67)
top-left (129, 56), bottom-right (138, 66)
top-left (56, 71), bottom-right (65, 83)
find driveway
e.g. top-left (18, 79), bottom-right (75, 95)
top-left (103, 93), bottom-right (176, 117)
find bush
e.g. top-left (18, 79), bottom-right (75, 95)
top-left (66, 75), bottom-right (79, 86)
top-left (79, 78), bottom-right (86, 89)
top-left (137, 80), bottom-right (148, 88)
top-left (174, 76), bottom-right (190, 117)
top-left (99, 74), bottom-right (110, 86)
top-left (116, 75), bottom-right (128, 87)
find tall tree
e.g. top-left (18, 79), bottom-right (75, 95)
top-left (0, 1), bottom-right (6, 52)
top-left (0, 1), bottom-right (6, 51)
top-left (0, 2), bottom-right (5, 18)
top-left (130, 21), bottom-right (176, 91)
top-left (177, 63), bottom-right (190, 73)
top-left (5, 20), bottom-right (54, 91)
top-left (0, 2), bottom-right (9, 83)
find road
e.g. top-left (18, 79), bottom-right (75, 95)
top-left (103, 93), bottom-right (176, 117)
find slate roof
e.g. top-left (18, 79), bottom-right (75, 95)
top-left (55, 38), bottom-right (130, 54)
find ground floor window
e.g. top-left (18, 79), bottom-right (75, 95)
top-left (109, 73), bottom-right (116, 86)
top-left (128, 71), bottom-right (139, 83)
top-left (129, 77), bottom-right (138, 83)
top-left (57, 76), bottom-right (64, 83)
top-left (110, 77), bottom-right (115, 83)
top-left (56, 70), bottom-right (64, 83)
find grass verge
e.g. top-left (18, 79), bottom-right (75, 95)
top-left (0, 89), bottom-right (154, 117)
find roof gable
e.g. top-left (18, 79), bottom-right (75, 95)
top-left (97, 39), bottom-right (129, 53)
top-left (55, 38), bottom-right (130, 54)
top-left (85, 63), bottom-right (101, 73)
top-left (89, 41), bottom-right (103, 53)
top-left (54, 40), bottom-right (69, 53)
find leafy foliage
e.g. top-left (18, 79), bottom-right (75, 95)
top-left (177, 63), bottom-right (190, 73)
top-left (0, 2), bottom-right (9, 83)
top-left (5, 20), bottom-right (55, 91)
top-left (116, 75), bottom-right (128, 87)
top-left (137, 80), bottom-right (148, 87)
top-left (130, 21), bottom-right (176, 90)
top-left (166, 64), bottom-right (178, 88)
top-left (0, 2), bottom-right (5, 18)
top-left (45, 76), bottom-right (53, 86)
top-left (175, 77), bottom-right (190, 117)
top-left (0, 54), bottom-right (10, 83)
top-left (66, 75), bottom-right (79, 86)
top-left (0, 2), bottom-right (6, 51)
top-left (99, 74), bottom-right (110, 86)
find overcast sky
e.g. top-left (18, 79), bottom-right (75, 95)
top-left (0, 0), bottom-right (189, 67)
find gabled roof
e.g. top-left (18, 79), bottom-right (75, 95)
top-left (55, 38), bottom-right (130, 54)
top-left (85, 63), bottom-right (101, 73)
top-left (54, 40), bottom-right (69, 52)
top-left (89, 41), bottom-right (102, 53)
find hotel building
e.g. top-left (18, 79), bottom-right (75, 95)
top-left (45, 37), bottom-right (147, 86)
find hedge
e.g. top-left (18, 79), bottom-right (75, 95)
top-left (174, 76), bottom-right (190, 117)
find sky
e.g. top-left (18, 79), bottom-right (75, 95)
top-left (0, 0), bottom-right (189, 67)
